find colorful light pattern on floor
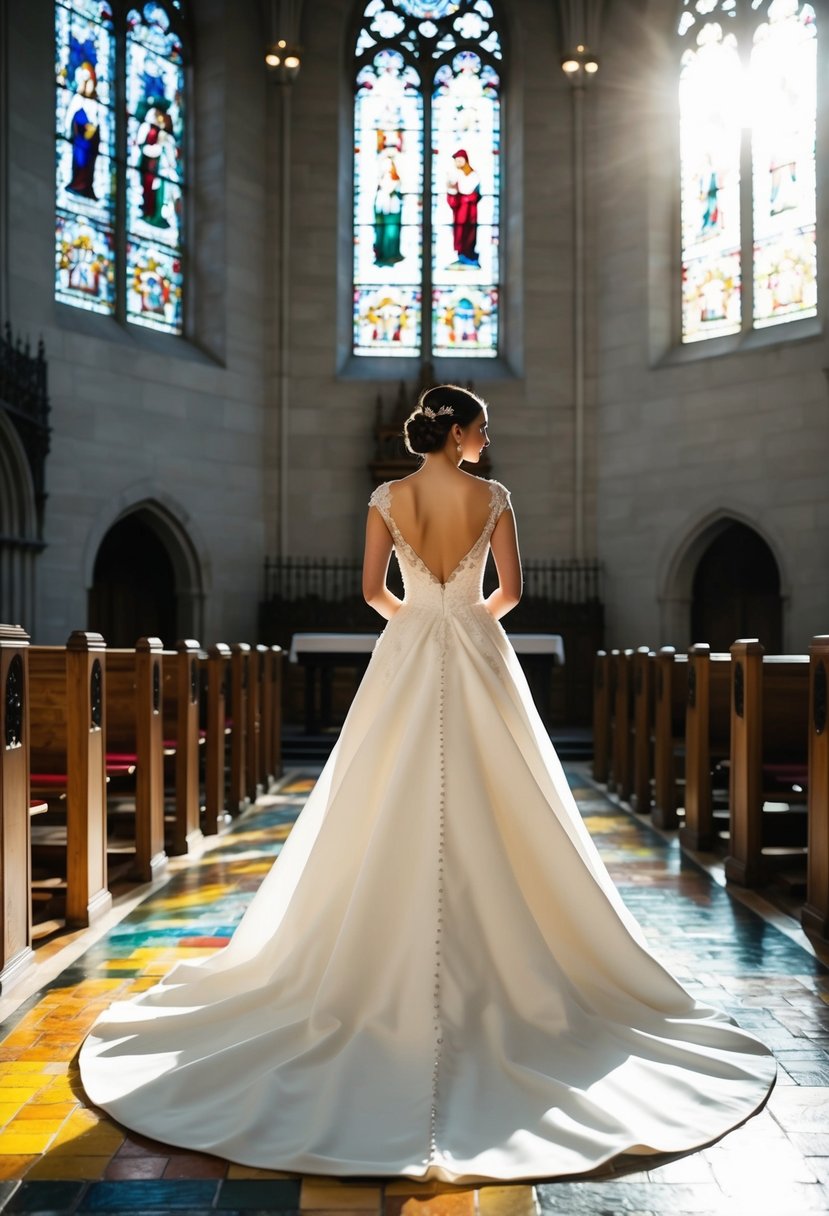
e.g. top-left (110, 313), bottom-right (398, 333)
top-left (0, 769), bottom-right (828, 1215)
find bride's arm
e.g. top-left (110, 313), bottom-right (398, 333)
top-left (362, 507), bottom-right (404, 620)
top-left (484, 508), bottom-right (522, 619)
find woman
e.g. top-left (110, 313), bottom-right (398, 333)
top-left (80, 385), bottom-right (775, 1183)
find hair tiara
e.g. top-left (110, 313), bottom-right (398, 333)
top-left (421, 404), bottom-right (454, 420)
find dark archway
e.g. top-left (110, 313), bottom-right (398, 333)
top-left (691, 522), bottom-right (782, 652)
top-left (89, 513), bottom-right (178, 646)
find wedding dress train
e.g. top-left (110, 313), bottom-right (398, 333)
top-left (79, 480), bottom-right (776, 1183)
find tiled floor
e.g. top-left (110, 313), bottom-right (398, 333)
top-left (1, 769), bottom-right (828, 1215)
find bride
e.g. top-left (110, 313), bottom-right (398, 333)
top-left (80, 384), bottom-right (776, 1183)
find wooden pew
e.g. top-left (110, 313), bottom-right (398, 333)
top-left (162, 639), bottom-right (203, 856)
top-left (802, 635), bottom-right (829, 946)
top-left (605, 650), bottom-right (620, 792)
top-left (632, 647), bottom-right (654, 815)
top-left (652, 647), bottom-right (688, 829)
top-left (592, 650), bottom-right (610, 784)
top-left (106, 638), bottom-right (167, 882)
top-left (28, 632), bottom-right (112, 927)
top-left (204, 643), bottom-right (230, 835)
top-left (611, 649), bottom-right (635, 802)
top-left (228, 643), bottom-right (250, 814)
top-left (260, 644), bottom-right (283, 789)
top-left (0, 625), bottom-right (33, 992)
top-left (681, 645), bottom-right (731, 852)
top-left (726, 639), bottom-right (809, 888)
top-left (246, 645), bottom-right (266, 801)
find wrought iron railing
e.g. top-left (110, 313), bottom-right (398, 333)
top-left (263, 555), bottom-right (603, 605)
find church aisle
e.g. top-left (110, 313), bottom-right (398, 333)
top-left (0, 771), bottom-right (827, 1215)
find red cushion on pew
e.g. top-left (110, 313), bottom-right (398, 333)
top-left (30, 773), bottom-right (68, 787)
top-left (106, 751), bottom-right (138, 764)
top-left (106, 762), bottom-right (136, 776)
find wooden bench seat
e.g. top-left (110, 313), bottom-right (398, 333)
top-left (611, 649), bottom-right (635, 803)
top-left (725, 640), bottom-right (809, 888)
top-left (632, 646), bottom-right (654, 814)
top-left (229, 643), bottom-right (250, 814)
top-left (106, 638), bottom-right (167, 883)
top-left (0, 625), bottom-right (33, 992)
top-left (681, 645), bottom-right (731, 852)
top-left (161, 639), bottom-right (203, 856)
top-left (28, 632), bottom-right (112, 928)
top-left (802, 635), bottom-right (829, 946)
top-left (652, 647), bottom-right (688, 829)
top-left (592, 650), bottom-right (610, 784)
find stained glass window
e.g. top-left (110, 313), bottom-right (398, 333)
top-left (353, 0), bottom-right (502, 359)
top-left (126, 1), bottom-right (185, 334)
top-left (750, 0), bottom-right (817, 328)
top-left (677, 0), bottom-right (817, 344)
top-left (55, 0), bottom-right (116, 315)
top-left (678, 12), bottom-right (742, 343)
top-left (55, 0), bottom-right (186, 335)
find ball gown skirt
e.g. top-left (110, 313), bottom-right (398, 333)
top-left (79, 481), bottom-right (776, 1183)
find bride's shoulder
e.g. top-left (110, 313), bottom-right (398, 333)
top-left (367, 481), bottom-right (392, 512)
top-left (486, 478), bottom-right (513, 511)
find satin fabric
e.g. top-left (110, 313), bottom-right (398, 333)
top-left (80, 479), bottom-right (776, 1182)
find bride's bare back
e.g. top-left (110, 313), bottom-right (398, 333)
top-left (388, 472), bottom-right (495, 584)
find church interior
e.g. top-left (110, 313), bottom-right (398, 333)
top-left (1, 0), bottom-right (829, 1210)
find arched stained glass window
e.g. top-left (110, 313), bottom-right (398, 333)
top-left (677, 0), bottom-right (817, 344)
top-left (126, 1), bottom-right (185, 334)
top-left (55, 0), bottom-right (117, 315)
top-left (353, 0), bottom-right (503, 359)
top-left (54, 0), bottom-right (187, 335)
top-left (750, 0), bottom-right (817, 328)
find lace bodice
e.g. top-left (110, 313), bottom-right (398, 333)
top-left (368, 478), bottom-right (511, 609)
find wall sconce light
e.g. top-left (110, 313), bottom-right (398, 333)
top-left (560, 44), bottom-right (599, 82)
top-left (265, 38), bottom-right (302, 81)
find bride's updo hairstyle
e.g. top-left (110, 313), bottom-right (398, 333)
top-left (404, 384), bottom-right (487, 456)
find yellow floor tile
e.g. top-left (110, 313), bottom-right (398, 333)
top-left (0, 1061), bottom-right (54, 1075)
top-left (0, 1102), bottom-right (25, 1126)
top-left (0, 1155), bottom-right (37, 1180)
top-left (15, 1101), bottom-right (77, 1121)
top-left (384, 1183), bottom-right (464, 1197)
top-left (0, 1030), bottom-right (41, 1048)
top-left (25, 1154), bottom-right (110, 1180)
top-left (478, 1187), bottom-right (538, 1216)
top-left (0, 1130), bottom-right (58, 1155)
top-left (0, 1087), bottom-right (49, 1105)
top-left (399, 1192), bottom-right (477, 1216)
top-left (301, 1182), bottom-right (383, 1210)
top-left (49, 1132), bottom-right (123, 1157)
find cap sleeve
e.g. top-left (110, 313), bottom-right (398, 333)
top-left (490, 480), bottom-right (512, 518)
top-left (368, 482), bottom-right (392, 524)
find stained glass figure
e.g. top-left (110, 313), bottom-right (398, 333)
top-left (678, 0), bottom-right (817, 343)
top-left (126, 1), bottom-right (185, 333)
top-left (55, 0), bottom-right (116, 314)
top-left (679, 16), bottom-right (742, 342)
top-left (432, 51), bottom-right (500, 356)
top-left (751, 0), bottom-right (817, 327)
top-left (354, 49), bottom-right (424, 355)
top-left (354, 0), bottom-right (502, 358)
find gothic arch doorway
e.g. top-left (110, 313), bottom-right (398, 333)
top-left (691, 522), bottom-right (782, 652)
top-left (0, 412), bottom-right (39, 627)
top-left (88, 503), bottom-right (204, 646)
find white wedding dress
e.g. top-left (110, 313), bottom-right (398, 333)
top-left (80, 479), bottom-right (776, 1183)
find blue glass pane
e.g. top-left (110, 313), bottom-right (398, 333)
top-left (55, 0), bottom-right (116, 314)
